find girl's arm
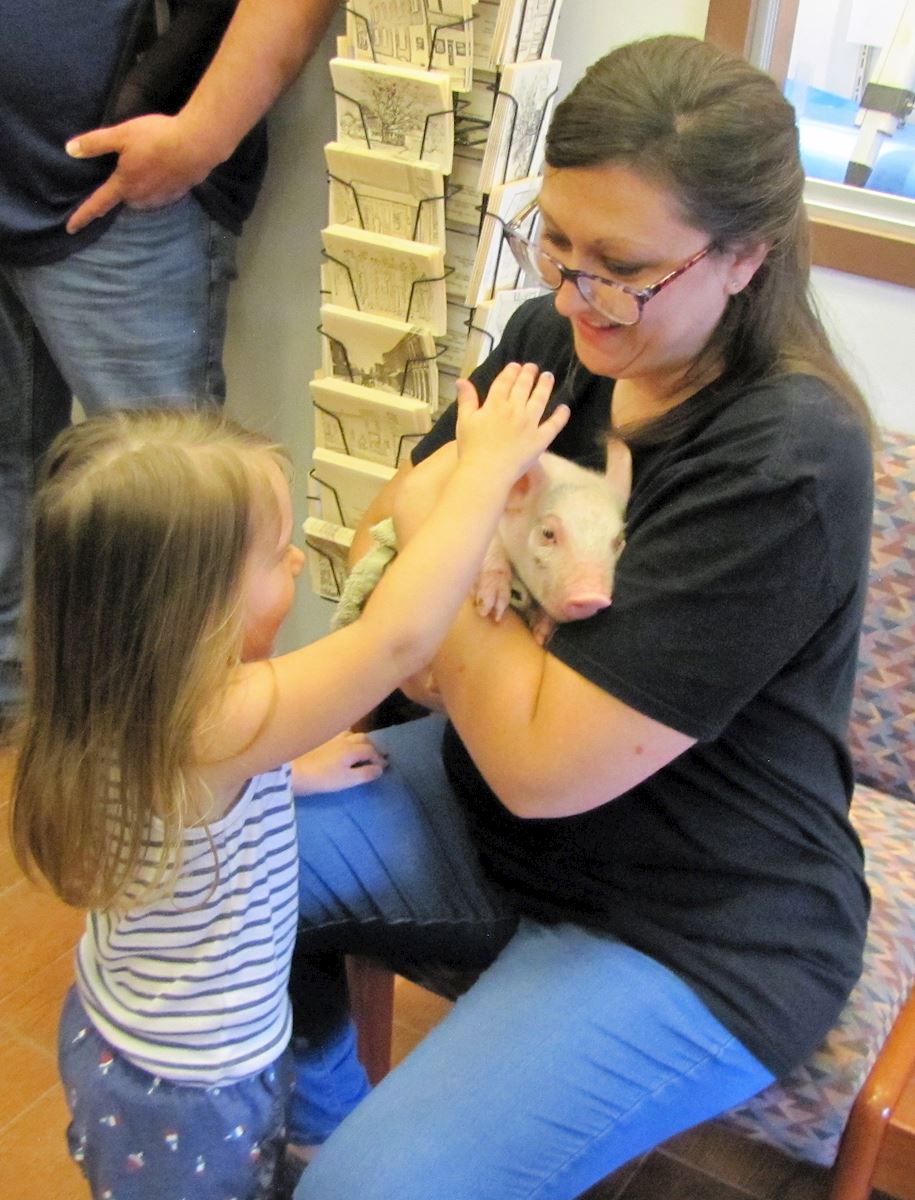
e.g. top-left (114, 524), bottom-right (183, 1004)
top-left (430, 604), bottom-right (694, 817)
top-left (206, 363), bottom-right (570, 784)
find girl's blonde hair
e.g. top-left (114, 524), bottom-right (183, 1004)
top-left (11, 408), bottom-right (289, 910)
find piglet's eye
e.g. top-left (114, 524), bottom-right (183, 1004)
top-left (539, 526), bottom-right (556, 542)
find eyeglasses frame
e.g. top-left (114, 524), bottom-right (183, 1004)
top-left (502, 199), bottom-right (714, 326)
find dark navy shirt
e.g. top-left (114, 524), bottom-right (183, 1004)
top-left (0, 0), bottom-right (266, 266)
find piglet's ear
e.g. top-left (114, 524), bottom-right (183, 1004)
top-left (505, 455), bottom-right (550, 509)
top-left (604, 438), bottom-right (633, 511)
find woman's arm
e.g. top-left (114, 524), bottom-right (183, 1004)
top-left (348, 460), bottom-right (413, 566)
top-left (431, 603), bottom-right (694, 817)
top-left (388, 414), bottom-right (693, 817)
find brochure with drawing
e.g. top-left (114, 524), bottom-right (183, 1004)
top-left (437, 299), bottom-right (475, 374)
top-left (445, 150), bottom-right (487, 233)
top-left (309, 374), bottom-right (433, 468)
top-left (478, 57), bottom-right (560, 192)
top-left (490, 0), bottom-right (563, 67)
top-left (319, 303), bottom-right (440, 409)
top-left (465, 174), bottom-right (541, 305)
top-left (325, 142), bottom-right (446, 248)
top-left (346, 0), bottom-right (475, 92)
top-left (461, 285), bottom-right (544, 376)
top-left (311, 447), bottom-right (397, 529)
top-left (331, 57), bottom-right (455, 174)
top-left (322, 224), bottom-right (449, 334)
top-left (302, 517), bottom-right (354, 602)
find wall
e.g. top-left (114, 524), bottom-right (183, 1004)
top-left (224, 13), bottom-right (343, 650)
top-left (812, 268), bottom-right (915, 431)
top-left (224, 0), bottom-right (913, 651)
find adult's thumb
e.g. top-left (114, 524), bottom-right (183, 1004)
top-left (65, 124), bottom-right (124, 160)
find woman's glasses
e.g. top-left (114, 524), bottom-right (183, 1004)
top-left (502, 201), bottom-right (713, 327)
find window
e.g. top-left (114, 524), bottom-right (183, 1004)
top-left (705, 0), bottom-right (915, 286)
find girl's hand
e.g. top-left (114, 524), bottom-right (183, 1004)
top-left (454, 362), bottom-right (569, 480)
top-left (291, 731), bottom-right (387, 795)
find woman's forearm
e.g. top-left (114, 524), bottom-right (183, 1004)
top-left (432, 604), bottom-right (694, 818)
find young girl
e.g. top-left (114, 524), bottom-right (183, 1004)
top-left (10, 371), bottom-right (568, 1200)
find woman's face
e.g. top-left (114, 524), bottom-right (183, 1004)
top-left (536, 162), bottom-right (763, 392)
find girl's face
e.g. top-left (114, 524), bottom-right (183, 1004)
top-left (536, 163), bottom-right (765, 394)
top-left (240, 462), bottom-right (305, 661)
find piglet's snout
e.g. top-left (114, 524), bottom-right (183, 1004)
top-left (559, 592), bottom-right (612, 621)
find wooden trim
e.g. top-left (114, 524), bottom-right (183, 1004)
top-left (704, 0), bottom-right (915, 289)
top-left (703, 0), bottom-right (753, 58)
top-left (829, 986), bottom-right (915, 1200)
top-left (767, 0), bottom-right (800, 89)
top-left (810, 219), bottom-right (915, 288)
top-left (346, 957), bottom-right (395, 1085)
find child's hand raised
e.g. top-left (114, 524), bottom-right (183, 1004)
top-left (455, 362), bottom-right (570, 481)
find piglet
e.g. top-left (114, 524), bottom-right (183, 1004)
top-left (474, 439), bottom-right (632, 644)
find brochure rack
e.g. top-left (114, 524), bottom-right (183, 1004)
top-left (305, 0), bottom-right (564, 604)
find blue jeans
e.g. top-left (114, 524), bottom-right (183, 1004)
top-left (0, 196), bottom-right (237, 716)
top-left (290, 715), bottom-right (773, 1200)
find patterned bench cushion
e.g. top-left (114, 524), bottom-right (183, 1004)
top-left (849, 431), bottom-right (915, 802)
top-left (715, 432), bottom-right (915, 1165)
top-left (718, 784), bottom-right (915, 1165)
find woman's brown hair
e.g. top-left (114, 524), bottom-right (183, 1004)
top-left (545, 35), bottom-right (872, 435)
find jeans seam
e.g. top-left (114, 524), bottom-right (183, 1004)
top-left (527, 1031), bottom-right (754, 1200)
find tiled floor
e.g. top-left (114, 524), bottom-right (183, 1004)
top-left (0, 745), bottom-right (855, 1200)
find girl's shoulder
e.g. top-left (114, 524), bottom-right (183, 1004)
top-left (195, 661), bottom-right (278, 812)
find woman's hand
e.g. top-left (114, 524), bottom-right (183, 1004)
top-left (291, 731), bottom-right (387, 795)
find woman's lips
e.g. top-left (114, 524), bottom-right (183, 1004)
top-left (572, 314), bottom-right (626, 344)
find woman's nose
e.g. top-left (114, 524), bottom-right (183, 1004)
top-left (291, 545), bottom-right (306, 576)
top-left (552, 274), bottom-right (590, 319)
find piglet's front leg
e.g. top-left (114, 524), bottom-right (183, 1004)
top-left (473, 535), bottom-right (515, 621)
top-left (528, 608), bottom-right (557, 646)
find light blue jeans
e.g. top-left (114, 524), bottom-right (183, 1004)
top-left (291, 715), bottom-right (774, 1200)
top-left (0, 196), bottom-right (237, 716)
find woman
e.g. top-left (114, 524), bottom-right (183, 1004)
top-left (288, 35), bottom-right (875, 1200)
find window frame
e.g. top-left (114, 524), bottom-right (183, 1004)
top-left (704, 0), bottom-right (915, 288)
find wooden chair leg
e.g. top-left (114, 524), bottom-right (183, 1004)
top-left (346, 957), bottom-right (396, 1086)
top-left (829, 986), bottom-right (915, 1200)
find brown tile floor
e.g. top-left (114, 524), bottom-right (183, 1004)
top-left (0, 745), bottom-right (855, 1200)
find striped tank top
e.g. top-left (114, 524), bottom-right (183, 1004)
top-left (76, 765), bottom-right (298, 1086)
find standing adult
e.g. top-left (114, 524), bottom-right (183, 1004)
top-left (0, 0), bottom-right (340, 728)
top-left (284, 35), bottom-right (876, 1200)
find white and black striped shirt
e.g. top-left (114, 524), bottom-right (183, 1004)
top-left (76, 765), bottom-right (298, 1085)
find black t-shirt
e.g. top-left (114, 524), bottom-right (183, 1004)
top-left (413, 295), bottom-right (874, 1077)
top-left (0, 0), bottom-right (266, 267)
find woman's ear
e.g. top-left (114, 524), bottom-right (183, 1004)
top-left (727, 242), bottom-right (770, 295)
